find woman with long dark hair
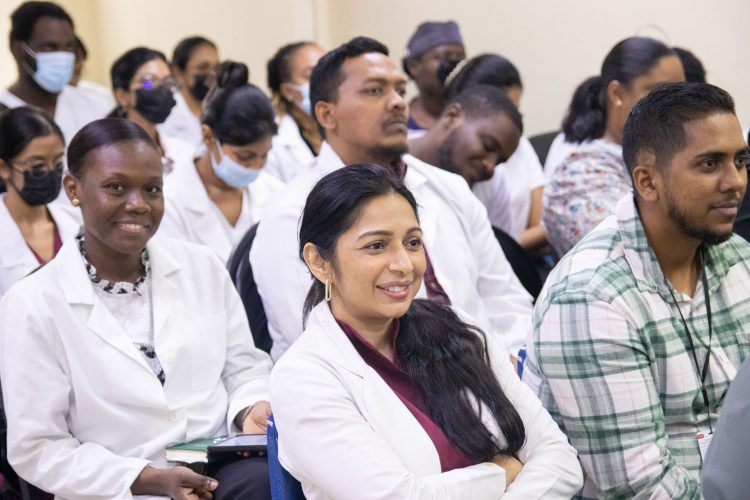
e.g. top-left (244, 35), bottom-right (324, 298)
top-left (541, 37), bottom-right (684, 257)
top-left (270, 163), bottom-right (582, 499)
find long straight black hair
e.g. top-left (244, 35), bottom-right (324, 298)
top-left (299, 163), bottom-right (526, 460)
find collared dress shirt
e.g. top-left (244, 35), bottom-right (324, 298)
top-left (524, 194), bottom-right (750, 499)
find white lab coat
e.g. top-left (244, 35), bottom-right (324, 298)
top-left (159, 158), bottom-right (285, 264)
top-left (0, 236), bottom-right (272, 500)
top-left (158, 92), bottom-right (202, 148)
top-left (264, 114), bottom-right (316, 183)
top-left (250, 142), bottom-right (534, 361)
top-left (0, 194), bottom-right (79, 296)
top-left (270, 303), bottom-right (583, 500)
top-left (0, 86), bottom-right (114, 146)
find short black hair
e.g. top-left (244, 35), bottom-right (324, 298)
top-left (0, 106), bottom-right (64, 162)
top-left (172, 36), bottom-right (217, 71)
top-left (443, 54), bottom-right (522, 100)
top-left (309, 36), bottom-right (389, 122)
top-left (10, 1), bottom-right (73, 43)
top-left (623, 82), bottom-right (736, 175)
top-left (446, 84), bottom-right (523, 135)
top-left (673, 47), bottom-right (706, 84)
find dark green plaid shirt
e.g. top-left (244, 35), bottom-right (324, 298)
top-left (525, 195), bottom-right (750, 499)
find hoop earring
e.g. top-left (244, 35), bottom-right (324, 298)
top-left (324, 279), bottom-right (332, 302)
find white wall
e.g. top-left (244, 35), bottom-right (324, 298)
top-left (2, 0), bottom-right (749, 135)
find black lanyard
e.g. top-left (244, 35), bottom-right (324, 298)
top-left (667, 247), bottom-right (714, 433)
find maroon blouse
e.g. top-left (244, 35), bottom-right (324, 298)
top-left (27, 224), bottom-right (62, 265)
top-left (337, 319), bottom-right (474, 472)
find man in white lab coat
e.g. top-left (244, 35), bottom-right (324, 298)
top-left (250, 36), bottom-right (534, 361)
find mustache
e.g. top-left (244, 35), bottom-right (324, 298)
top-left (382, 115), bottom-right (407, 127)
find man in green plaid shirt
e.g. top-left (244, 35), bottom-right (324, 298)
top-left (524, 82), bottom-right (750, 498)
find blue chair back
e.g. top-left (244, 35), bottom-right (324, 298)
top-left (267, 414), bottom-right (305, 500)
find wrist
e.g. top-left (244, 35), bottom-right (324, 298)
top-left (234, 404), bottom-right (255, 430)
top-left (131, 466), bottom-right (166, 496)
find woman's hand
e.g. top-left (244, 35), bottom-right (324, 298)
top-left (242, 400), bottom-right (272, 434)
top-left (491, 454), bottom-right (524, 486)
top-left (132, 465), bottom-right (218, 499)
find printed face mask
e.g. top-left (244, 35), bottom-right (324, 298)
top-left (22, 43), bottom-right (74, 94)
top-left (210, 140), bottom-right (261, 189)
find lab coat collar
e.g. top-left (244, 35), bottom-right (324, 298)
top-left (52, 236), bottom-right (182, 375)
top-left (306, 302), bottom-right (368, 378)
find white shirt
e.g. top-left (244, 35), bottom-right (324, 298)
top-left (0, 85), bottom-right (114, 145)
top-left (158, 91), bottom-right (203, 148)
top-left (270, 302), bottom-right (584, 500)
top-left (251, 142), bottom-right (534, 361)
top-left (159, 157), bottom-right (285, 264)
top-left (0, 236), bottom-right (272, 500)
top-left (0, 193), bottom-right (79, 297)
top-left (472, 136), bottom-right (545, 240)
top-left (264, 114), bottom-right (316, 183)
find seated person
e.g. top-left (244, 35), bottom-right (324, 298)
top-left (265, 41), bottom-right (325, 183)
top-left (270, 163), bottom-right (583, 499)
top-left (442, 54), bottom-right (548, 254)
top-left (407, 83), bottom-right (520, 240)
top-left (160, 36), bottom-right (220, 147)
top-left (108, 47), bottom-right (195, 174)
top-left (524, 82), bottom-right (750, 498)
top-left (1, 1), bottom-right (112, 144)
top-left (159, 61), bottom-right (284, 265)
top-left (251, 37), bottom-right (534, 361)
top-left (402, 20), bottom-right (465, 132)
top-left (0, 118), bottom-right (273, 499)
top-left (0, 107), bottom-right (78, 297)
top-left (542, 37), bottom-right (684, 257)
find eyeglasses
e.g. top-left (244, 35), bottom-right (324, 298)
top-left (132, 74), bottom-right (177, 92)
top-left (10, 158), bottom-right (65, 178)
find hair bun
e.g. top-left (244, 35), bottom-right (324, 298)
top-left (216, 60), bottom-right (250, 91)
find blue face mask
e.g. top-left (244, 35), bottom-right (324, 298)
top-left (289, 83), bottom-right (312, 116)
top-left (22, 43), bottom-right (74, 94)
top-left (211, 141), bottom-right (261, 189)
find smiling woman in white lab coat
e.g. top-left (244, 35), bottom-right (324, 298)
top-left (159, 61), bottom-right (284, 264)
top-left (0, 106), bottom-right (78, 297)
top-left (270, 163), bottom-right (583, 500)
top-left (0, 118), bottom-right (273, 500)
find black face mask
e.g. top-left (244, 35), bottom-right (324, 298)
top-left (135, 86), bottom-right (176, 124)
top-left (189, 74), bottom-right (210, 101)
top-left (10, 168), bottom-right (62, 206)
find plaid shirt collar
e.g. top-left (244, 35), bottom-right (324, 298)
top-left (616, 194), bottom-right (737, 300)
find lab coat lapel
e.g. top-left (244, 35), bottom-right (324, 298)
top-left (179, 165), bottom-right (233, 261)
top-left (146, 238), bottom-right (182, 374)
top-left (54, 242), bottom-right (151, 371)
top-left (310, 304), bottom-right (441, 474)
top-left (0, 196), bottom-right (37, 272)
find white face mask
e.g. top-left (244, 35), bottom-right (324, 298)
top-left (21, 42), bottom-right (74, 94)
top-left (287, 82), bottom-right (312, 116)
top-left (210, 140), bottom-right (261, 189)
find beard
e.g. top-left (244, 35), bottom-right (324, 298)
top-left (666, 192), bottom-right (733, 246)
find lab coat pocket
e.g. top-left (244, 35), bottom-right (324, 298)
top-left (185, 313), bottom-right (228, 391)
